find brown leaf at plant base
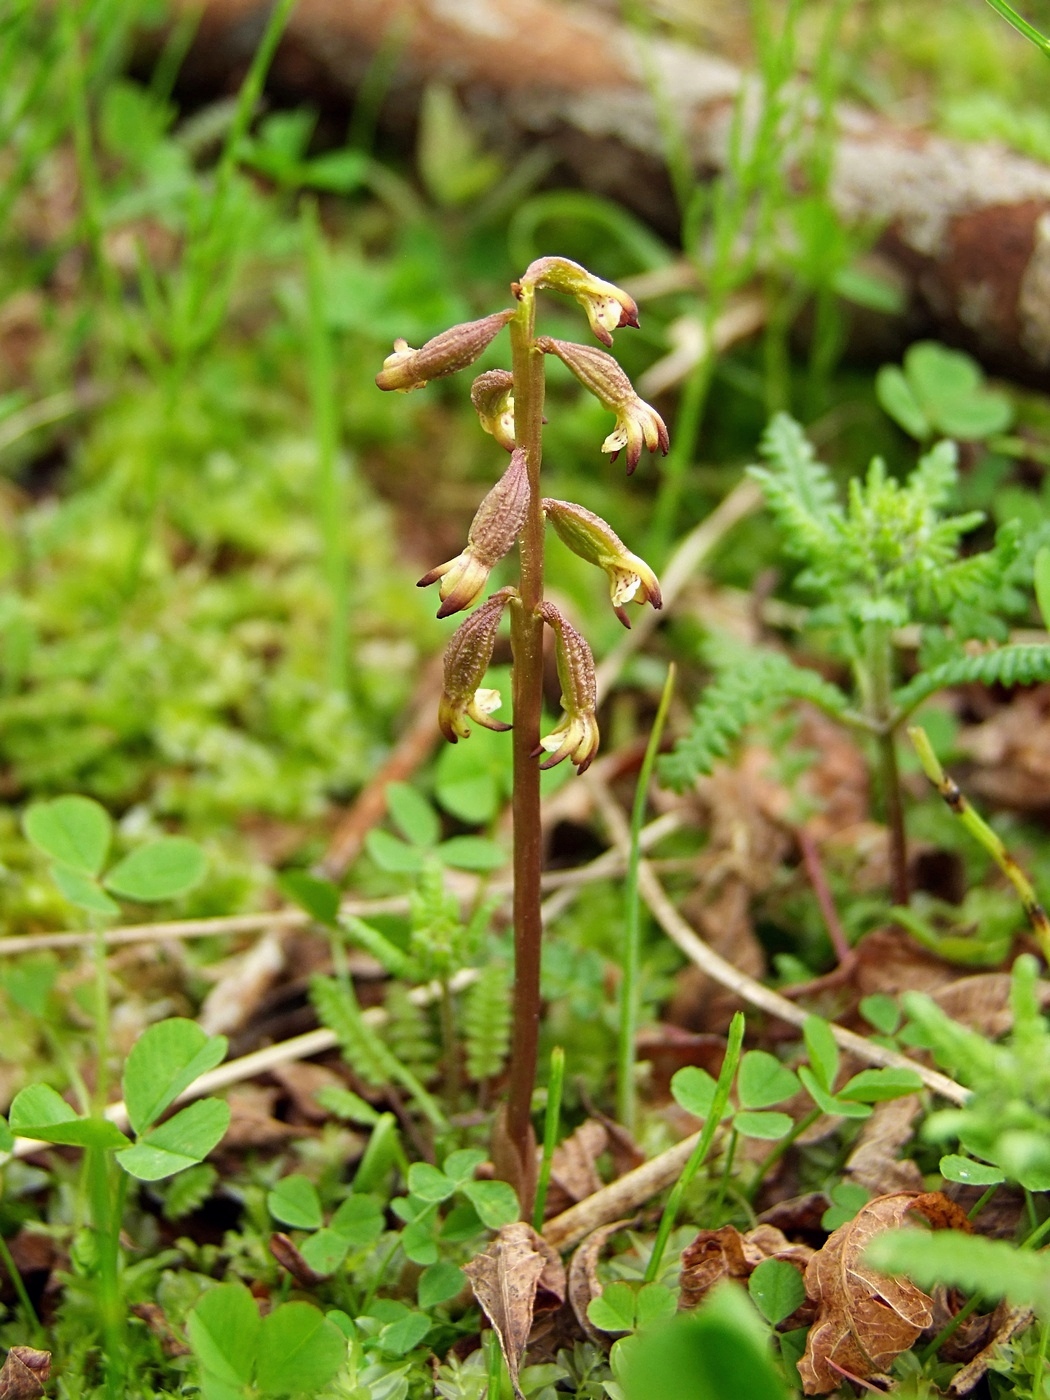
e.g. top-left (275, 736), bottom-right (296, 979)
top-left (567, 1220), bottom-right (636, 1344)
top-left (679, 1223), bottom-right (814, 1313)
top-left (845, 1096), bottom-right (924, 1195)
top-left (268, 1232), bottom-right (327, 1288)
top-left (543, 1120), bottom-right (608, 1218)
top-left (464, 1222), bottom-right (567, 1400)
top-left (948, 1304), bottom-right (1036, 1396)
top-left (799, 1192), bottom-right (942, 1394)
top-left (130, 1303), bottom-right (192, 1358)
top-left (0, 1347), bottom-right (51, 1400)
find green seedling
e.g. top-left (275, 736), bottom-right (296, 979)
top-left (391, 1148), bottom-right (518, 1267)
top-left (187, 1279), bottom-right (347, 1399)
top-left (618, 1281), bottom-right (792, 1400)
top-left (664, 414), bottom-right (1050, 908)
top-left (237, 107), bottom-right (367, 195)
top-left (906, 954), bottom-right (1050, 1192)
top-left (671, 1015), bottom-right (919, 1209)
top-left (877, 341), bottom-right (1014, 443)
top-left (366, 780), bottom-right (507, 875)
top-left (268, 1174), bottom-right (384, 1277)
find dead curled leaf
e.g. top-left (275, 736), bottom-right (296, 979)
top-left (567, 1220), bottom-right (637, 1344)
top-left (799, 1192), bottom-right (962, 1395)
top-left (679, 1224), bottom-right (814, 1318)
top-left (0, 1348), bottom-right (51, 1400)
top-left (464, 1222), bottom-right (566, 1400)
top-left (543, 1119), bottom-right (608, 1218)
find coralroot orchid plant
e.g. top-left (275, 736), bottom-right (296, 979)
top-left (376, 258), bottom-right (668, 1208)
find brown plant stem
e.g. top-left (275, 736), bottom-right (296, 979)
top-left (501, 288), bottom-right (546, 1212)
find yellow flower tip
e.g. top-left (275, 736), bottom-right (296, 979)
top-left (376, 339), bottom-right (425, 393)
top-left (536, 712), bottom-right (600, 774)
top-left (519, 257), bottom-right (639, 346)
top-left (437, 589), bottom-right (515, 742)
top-left (602, 398), bottom-right (670, 475)
top-left (542, 499), bottom-right (662, 626)
top-left (433, 552), bottom-right (491, 618)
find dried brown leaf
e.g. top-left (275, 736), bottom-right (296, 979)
top-left (544, 1120), bottom-right (608, 1217)
top-left (464, 1222), bottom-right (566, 1400)
top-left (0, 1348), bottom-right (51, 1400)
top-left (268, 1232), bottom-right (327, 1287)
top-left (679, 1224), bottom-right (814, 1312)
top-left (948, 1305), bottom-right (1036, 1395)
top-left (845, 1095), bottom-right (924, 1195)
top-left (799, 1192), bottom-right (938, 1394)
top-left (567, 1220), bottom-right (636, 1344)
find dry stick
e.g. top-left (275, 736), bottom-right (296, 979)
top-left (0, 819), bottom-right (684, 958)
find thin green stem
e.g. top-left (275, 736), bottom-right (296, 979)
top-left (647, 337), bottom-right (715, 562)
top-left (1035, 1318), bottom-right (1050, 1400)
top-left (617, 664), bottom-right (675, 1131)
top-left (967, 1184), bottom-right (999, 1223)
top-left (303, 201), bottom-right (350, 695)
top-left (983, 0), bottom-right (1050, 58)
top-left (0, 1228), bottom-right (41, 1336)
top-left (712, 1128), bottom-right (739, 1223)
top-left (87, 1147), bottom-right (127, 1399)
top-left (645, 1012), bottom-right (745, 1283)
top-left (502, 287), bottom-right (546, 1212)
top-left (865, 622), bottom-right (908, 905)
top-left (746, 1108), bottom-right (822, 1203)
top-left (438, 975), bottom-right (461, 1112)
top-left (909, 725), bottom-right (1050, 960)
top-left (532, 1047), bottom-right (565, 1231)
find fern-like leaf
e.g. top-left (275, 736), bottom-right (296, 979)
top-left (384, 982), bottom-right (438, 1080)
top-left (310, 974), bottom-right (389, 1087)
top-left (463, 961), bottom-right (511, 1083)
top-left (748, 413), bottom-right (842, 568)
top-left (893, 644), bottom-right (1050, 719)
top-left (660, 650), bottom-right (850, 791)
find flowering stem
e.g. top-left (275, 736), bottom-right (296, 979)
top-left (502, 288), bottom-right (546, 1211)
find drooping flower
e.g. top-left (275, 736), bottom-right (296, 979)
top-left (375, 309), bottom-right (515, 393)
top-left (543, 499), bottom-right (662, 628)
top-left (534, 603), bottom-right (599, 773)
top-left (470, 370), bottom-right (515, 451)
top-left (536, 337), bottom-right (669, 474)
top-left (517, 257), bottom-right (639, 347)
top-left (419, 449), bottom-right (530, 617)
top-left (438, 589), bottom-right (516, 742)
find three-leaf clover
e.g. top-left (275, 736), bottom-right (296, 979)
top-left (268, 1174), bottom-right (384, 1277)
top-left (391, 1148), bottom-right (518, 1266)
top-left (8, 1018), bottom-right (230, 1180)
top-left (366, 782), bottom-right (507, 874)
top-left (877, 341), bottom-right (1013, 442)
top-left (672, 1049), bottom-right (801, 1141)
top-left (188, 1280), bottom-right (347, 1398)
top-left (23, 794), bottom-right (206, 915)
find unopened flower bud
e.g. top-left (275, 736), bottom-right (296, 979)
top-left (419, 449), bottom-right (530, 617)
top-left (470, 370), bottom-right (516, 451)
top-left (537, 337), bottom-right (669, 474)
top-left (376, 309), bottom-right (515, 392)
top-left (543, 499), bottom-right (662, 629)
top-left (517, 257), bottom-right (639, 347)
top-left (534, 602), bottom-right (599, 774)
top-left (438, 589), bottom-right (516, 742)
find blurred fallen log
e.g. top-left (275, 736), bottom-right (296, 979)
top-left (171, 0), bottom-right (1050, 380)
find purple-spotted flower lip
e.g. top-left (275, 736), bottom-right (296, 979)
top-left (437, 589), bottom-right (517, 743)
top-left (533, 602), bottom-right (599, 773)
top-left (542, 499), bottom-right (662, 628)
top-left (516, 257), bottom-right (639, 347)
top-left (418, 450), bottom-right (530, 618)
top-left (375, 309), bottom-right (515, 393)
top-left (535, 337), bottom-right (669, 475)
